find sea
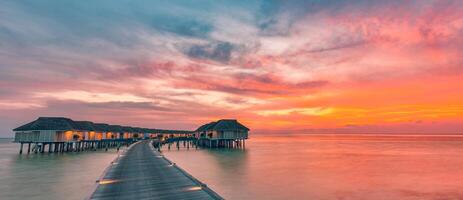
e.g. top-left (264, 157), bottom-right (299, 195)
top-left (1, 134), bottom-right (463, 200)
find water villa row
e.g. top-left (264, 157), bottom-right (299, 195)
top-left (13, 117), bottom-right (249, 154)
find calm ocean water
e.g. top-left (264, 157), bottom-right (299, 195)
top-left (162, 134), bottom-right (463, 200)
top-left (0, 138), bottom-right (123, 200)
top-left (1, 135), bottom-right (463, 200)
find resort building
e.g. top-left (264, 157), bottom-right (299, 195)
top-left (14, 117), bottom-right (80, 143)
top-left (194, 119), bottom-right (249, 148)
top-left (122, 126), bottom-right (134, 139)
top-left (196, 119), bottom-right (249, 140)
top-left (13, 117), bottom-right (249, 153)
top-left (73, 121), bottom-right (96, 140)
top-left (93, 123), bottom-right (110, 140)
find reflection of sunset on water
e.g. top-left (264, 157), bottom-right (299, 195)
top-left (164, 134), bottom-right (463, 199)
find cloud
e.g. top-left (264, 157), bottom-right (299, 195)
top-left (1, 0), bottom-right (463, 136)
top-left (186, 42), bottom-right (235, 62)
top-left (255, 107), bottom-right (334, 116)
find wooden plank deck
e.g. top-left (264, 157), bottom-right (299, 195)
top-left (90, 140), bottom-right (223, 200)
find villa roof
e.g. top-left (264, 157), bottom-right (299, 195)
top-left (195, 123), bottom-right (210, 132)
top-left (13, 117), bottom-right (76, 131)
top-left (12, 116), bottom-right (246, 134)
top-left (73, 121), bottom-right (95, 131)
top-left (195, 119), bottom-right (249, 132)
top-left (108, 125), bottom-right (123, 133)
top-left (196, 122), bottom-right (217, 132)
top-left (132, 127), bottom-right (144, 133)
top-left (212, 119), bottom-right (249, 131)
top-left (93, 123), bottom-right (111, 132)
top-left (121, 126), bottom-right (134, 132)
top-left (148, 128), bottom-right (159, 133)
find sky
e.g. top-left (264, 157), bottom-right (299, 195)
top-left (1, 0), bottom-right (463, 136)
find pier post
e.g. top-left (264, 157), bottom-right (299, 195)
top-left (27, 142), bottom-right (31, 154)
top-left (48, 143), bottom-right (52, 153)
top-left (19, 143), bottom-right (23, 154)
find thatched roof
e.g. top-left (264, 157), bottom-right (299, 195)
top-left (93, 123), bottom-right (111, 132)
top-left (108, 125), bottom-right (123, 133)
top-left (195, 122), bottom-right (217, 132)
top-left (13, 117), bottom-right (76, 131)
top-left (132, 127), bottom-right (145, 133)
top-left (212, 119), bottom-right (249, 131)
top-left (196, 119), bottom-right (249, 132)
top-left (12, 116), bottom-right (246, 134)
top-left (121, 126), bottom-right (134, 132)
top-left (73, 121), bottom-right (95, 131)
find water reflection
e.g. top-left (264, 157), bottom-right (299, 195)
top-left (0, 139), bottom-right (122, 200)
top-left (163, 135), bottom-right (463, 200)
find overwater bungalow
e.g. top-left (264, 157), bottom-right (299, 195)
top-left (196, 122), bottom-right (217, 139)
top-left (108, 125), bottom-right (123, 139)
top-left (195, 119), bottom-right (249, 148)
top-left (93, 123), bottom-right (111, 140)
top-left (73, 121), bottom-right (96, 140)
top-left (122, 126), bottom-right (134, 139)
top-left (196, 119), bottom-right (249, 139)
top-left (14, 117), bottom-right (78, 143)
top-left (13, 116), bottom-right (249, 153)
top-left (13, 117), bottom-right (136, 154)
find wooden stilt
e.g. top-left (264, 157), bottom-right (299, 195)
top-left (41, 143), bottom-right (45, 153)
top-left (19, 143), bottom-right (23, 154)
top-left (34, 143), bottom-right (38, 154)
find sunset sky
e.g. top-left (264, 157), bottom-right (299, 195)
top-left (1, 0), bottom-right (463, 136)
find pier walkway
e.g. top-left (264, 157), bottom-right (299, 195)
top-left (90, 140), bottom-right (223, 200)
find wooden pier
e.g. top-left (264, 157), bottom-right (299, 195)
top-left (90, 140), bottom-right (223, 200)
